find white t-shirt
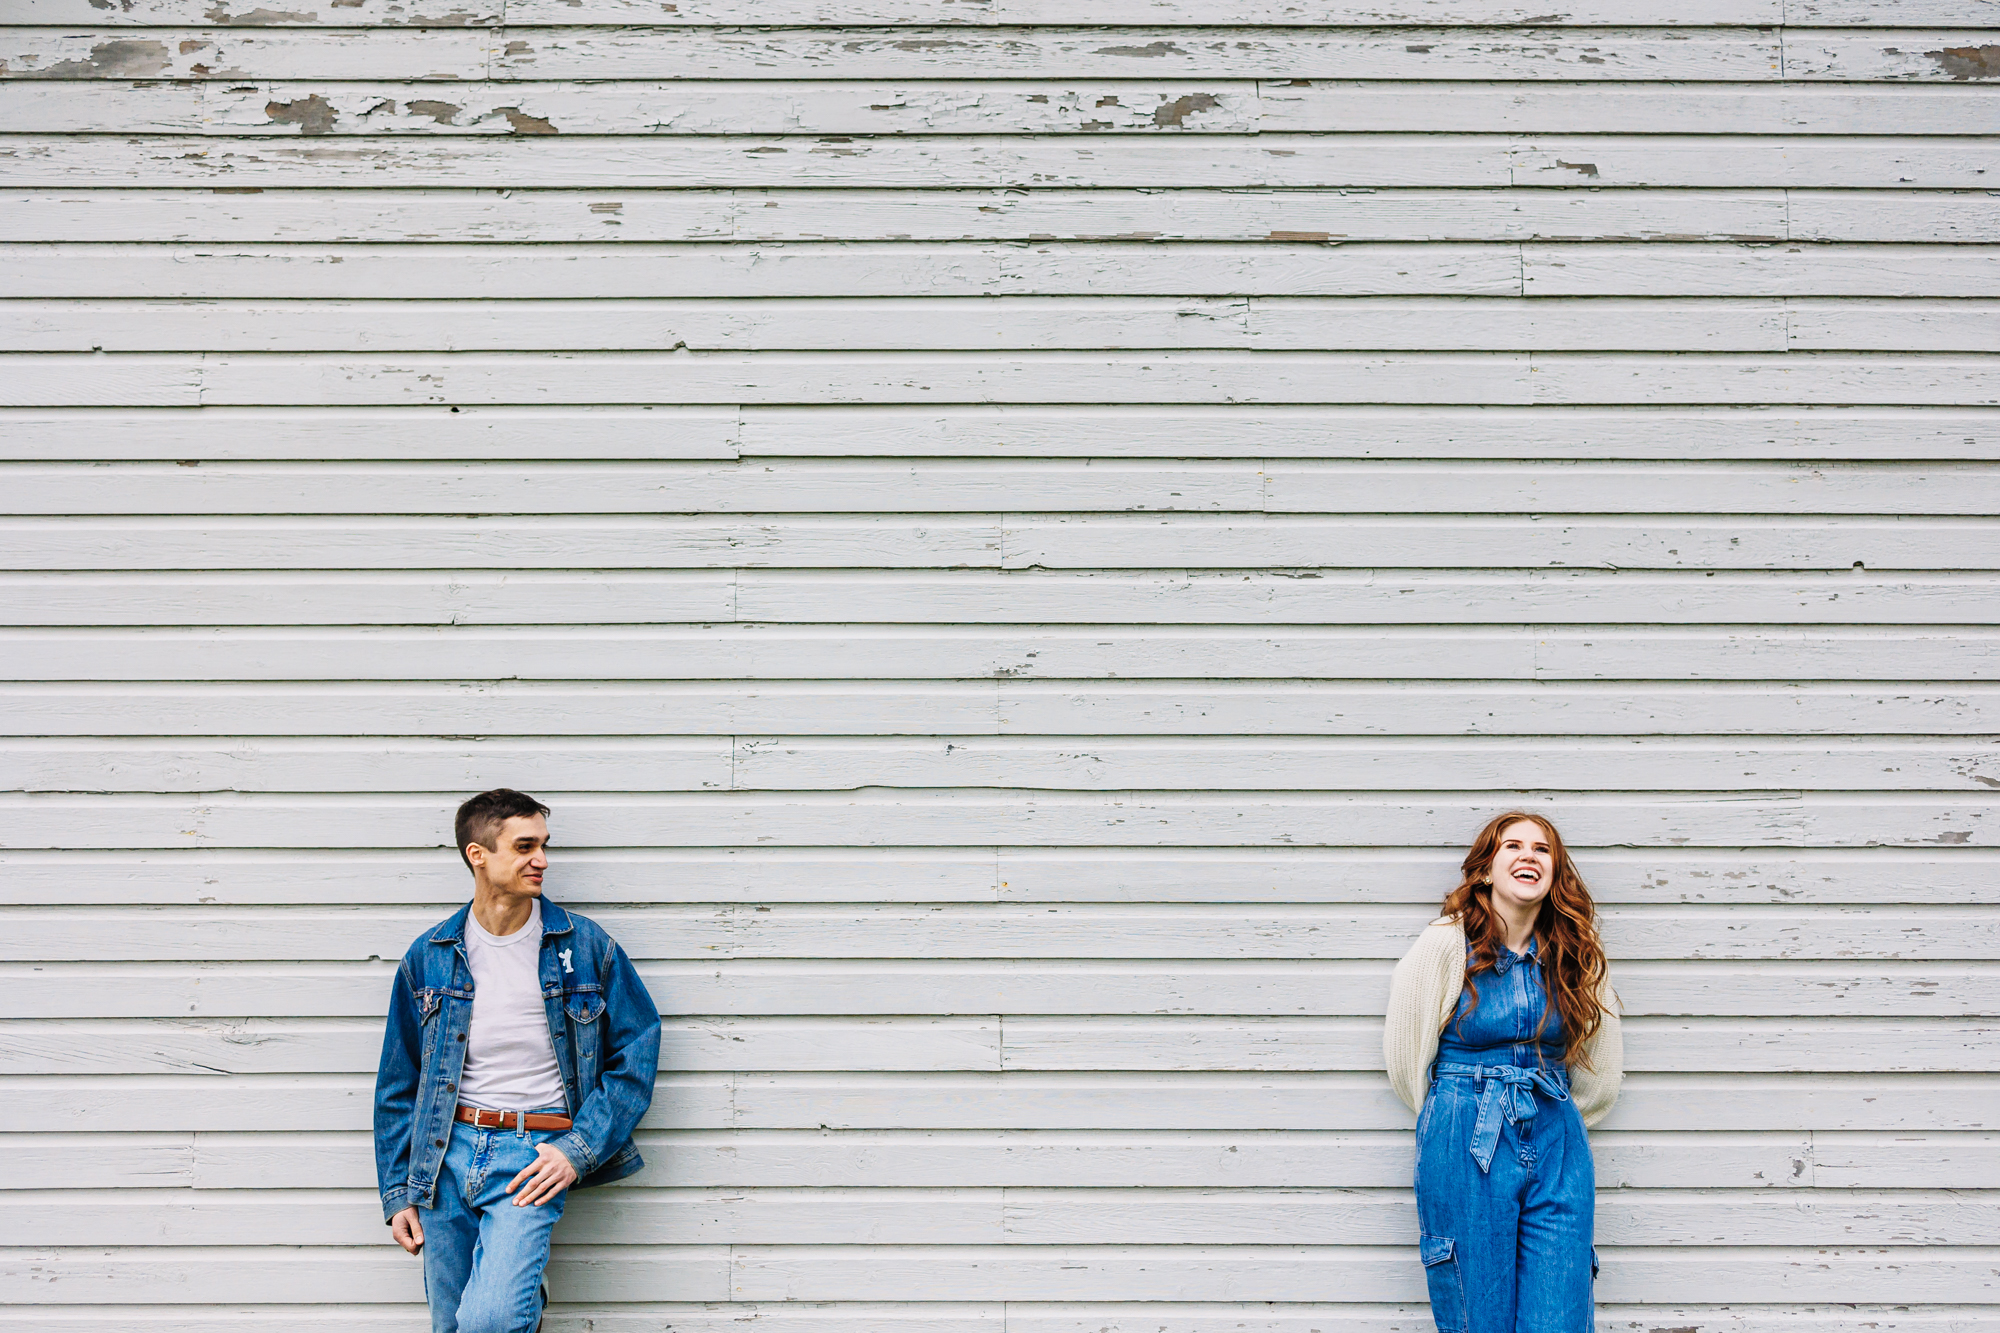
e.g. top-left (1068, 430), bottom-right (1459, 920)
top-left (457, 897), bottom-right (567, 1113)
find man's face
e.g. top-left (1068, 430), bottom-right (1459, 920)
top-left (467, 813), bottom-right (549, 897)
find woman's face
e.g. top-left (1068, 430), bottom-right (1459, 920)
top-left (1487, 818), bottom-right (1555, 916)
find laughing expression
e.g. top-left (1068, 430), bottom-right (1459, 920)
top-left (1488, 818), bottom-right (1555, 910)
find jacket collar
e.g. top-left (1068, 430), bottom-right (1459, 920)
top-left (429, 895), bottom-right (574, 946)
top-left (1493, 936), bottom-right (1540, 975)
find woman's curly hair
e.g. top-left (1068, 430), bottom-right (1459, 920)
top-left (1438, 810), bottom-right (1610, 1070)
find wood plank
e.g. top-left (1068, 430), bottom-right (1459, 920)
top-left (734, 406), bottom-right (2000, 460)
top-left (0, 30), bottom-right (492, 81)
top-left (3, 0), bottom-right (1968, 27)
top-left (38, 296), bottom-right (1950, 354)
top-left (1522, 243), bottom-right (2000, 298)
top-left (11, 1184), bottom-right (1999, 1248)
top-left (726, 1245), bottom-right (2000, 1303)
top-left (10, 680), bottom-right (1999, 741)
top-left (0, 133), bottom-right (1511, 190)
top-left (0, 459), bottom-right (1270, 515)
top-left (11, 1072), bottom-right (2000, 1134)
top-left (22, 459), bottom-right (2000, 517)
top-left (716, 737), bottom-right (2000, 793)
top-left (13, 736), bottom-right (2000, 795)
top-left (3, 625), bottom-right (1993, 682)
top-left (12, 135), bottom-right (1997, 191)
top-left (20, 295), bottom-right (1992, 356)
top-left (11, 350), bottom-right (1994, 409)
top-left (729, 569), bottom-right (2000, 624)
top-left (9, 568), bottom-right (2000, 626)
top-left (0, 0), bottom-right (1817, 26)
top-left (1784, 31), bottom-right (2000, 83)
top-left (7, 959), bottom-right (1994, 1019)
top-left (165, 1125), bottom-right (1825, 1188)
top-left (1262, 461), bottom-right (2000, 515)
top-left (0, 570), bottom-right (757, 624)
top-left (1002, 517), bottom-right (2000, 568)
top-left (2, 844), bottom-right (1989, 907)
top-left (489, 28), bottom-right (1782, 82)
top-left (13, 82), bottom-right (1996, 137)
top-left (0, 28), bottom-right (1787, 82)
top-left (0, 187), bottom-right (1803, 246)
top-left (12, 187), bottom-right (1992, 248)
top-left (0, 517), bottom-right (1009, 571)
top-left (35, 242), bottom-right (2000, 301)
top-left (5, 902), bottom-right (1996, 962)
top-left (10, 514), bottom-right (1999, 570)
top-left (6, 681), bottom-right (1997, 739)
top-left (32, 405), bottom-right (1996, 465)
top-left (0, 406), bottom-right (740, 460)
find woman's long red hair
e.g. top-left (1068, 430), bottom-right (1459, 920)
top-left (1439, 811), bottom-right (1610, 1069)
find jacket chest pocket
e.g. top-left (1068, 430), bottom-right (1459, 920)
top-left (565, 991), bottom-right (605, 1058)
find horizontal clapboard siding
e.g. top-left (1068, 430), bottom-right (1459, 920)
top-left (3, 0), bottom-right (1996, 1327)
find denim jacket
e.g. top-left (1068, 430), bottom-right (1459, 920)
top-left (373, 896), bottom-right (661, 1222)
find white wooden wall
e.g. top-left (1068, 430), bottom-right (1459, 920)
top-left (2, 0), bottom-right (1997, 1327)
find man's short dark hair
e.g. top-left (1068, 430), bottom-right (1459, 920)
top-left (454, 788), bottom-right (550, 871)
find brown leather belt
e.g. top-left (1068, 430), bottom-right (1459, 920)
top-left (455, 1105), bottom-right (572, 1131)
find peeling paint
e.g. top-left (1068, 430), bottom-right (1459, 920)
top-left (1095, 41), bottom-right (1184, 58)
top-left (18, 38), bottom-right (171, 79)
top-left (1153, 93), bottom-right (1220, 128)
top-left (497, 107), bottom-right (557, 135)
top-left (204, 4), bottom-right (321, 22)
top-left (1557, 160), bottom-right (1600, 177)
top-left (265, 94), bottom-right (336, 135)
top-left (1925, 45), bottom-right (2000, 80)
top-left (406, 99), bottom-right (462, 125)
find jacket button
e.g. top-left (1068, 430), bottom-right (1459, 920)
top-left (456, 1034), bottom-right (465, 1042)
top-left (434, 1139), bottom-right (444, 1147)
top-left (446, 1083), bottom-right (456, 1091)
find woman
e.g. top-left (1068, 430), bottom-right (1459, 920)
top-left (1384, 812), bottom-right (1622, 1333)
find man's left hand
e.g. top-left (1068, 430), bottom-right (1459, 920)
top-left (506, 1143), bottom-right (579, 1206)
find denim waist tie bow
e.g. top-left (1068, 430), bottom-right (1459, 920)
top-left (1433, 1062), bottom-right (1571, 1173)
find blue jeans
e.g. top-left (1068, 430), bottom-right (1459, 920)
top-left (1415, 1064), bottom-right (1596, 1333)
top-left (421, 1114), bottom-right (569, 1333)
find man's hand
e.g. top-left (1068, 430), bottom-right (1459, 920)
top-left (390, 1206), bottom-right (424, 1255)
top-left (507, 1143), bottom-right (579, 1206)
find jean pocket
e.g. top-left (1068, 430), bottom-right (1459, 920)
top-left (1420, 1233), bottom-right (1466, 1333)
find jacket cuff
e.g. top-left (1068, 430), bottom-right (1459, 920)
top-left (381, 1186), bottom-right (414, 1223)
top-left (554, 1129), bottom-right (597, 1177)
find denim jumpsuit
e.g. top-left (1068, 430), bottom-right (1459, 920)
top-left (1415, 940), bottom-right (1596, 1333)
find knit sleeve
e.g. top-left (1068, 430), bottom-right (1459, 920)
top-left (1570, 975), bottom-right (1624, 1127)
top-left (1383, 920), bottom-right (1465, 1116)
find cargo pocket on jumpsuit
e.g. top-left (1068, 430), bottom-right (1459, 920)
top-left (1420, 1233), bottom-right (1467, 1333)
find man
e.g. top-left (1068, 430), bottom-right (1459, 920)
top-left (375, 789), bottom-right (661, 1332)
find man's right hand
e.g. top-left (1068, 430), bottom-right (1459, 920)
top-left (390, 1206), bottom-right (424, 1255)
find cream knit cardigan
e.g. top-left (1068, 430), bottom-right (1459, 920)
top-left (1383, 918), bottom-right (1624, 1128)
